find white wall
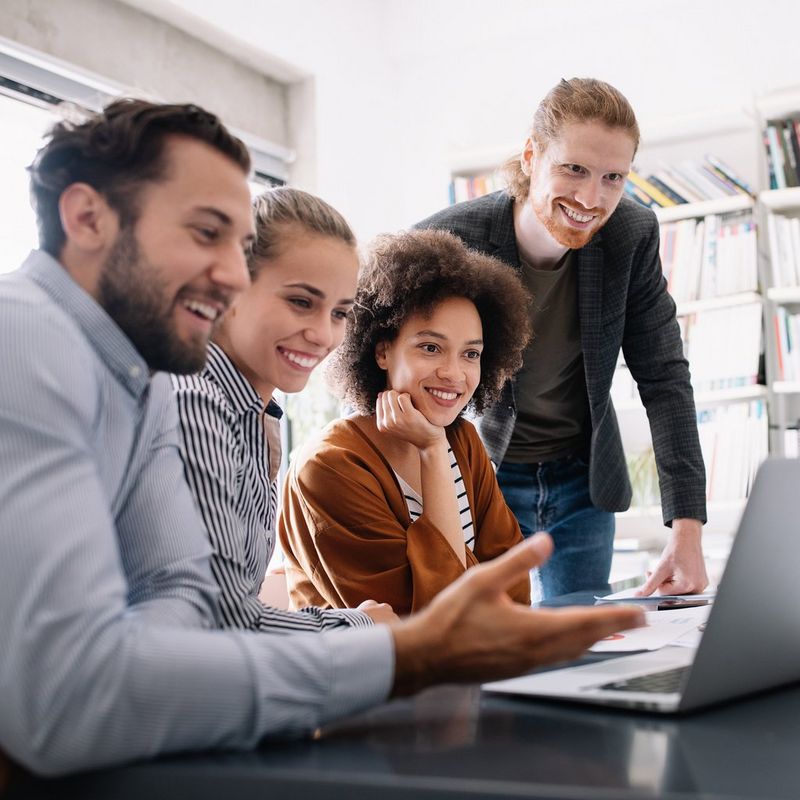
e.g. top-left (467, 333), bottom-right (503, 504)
top-left (151, 0), bottom-right (800, 238)
top-left (8, 0), bottom-right (800, 239)
top-left (380, 0), bottom-right (800, 222)
top-left (0, 0), bottom-right (289, 147)
top-left (129, 0), bottom-right (397, 236)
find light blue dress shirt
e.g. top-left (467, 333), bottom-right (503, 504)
top-left (0, 251), bottom-right (393, 776)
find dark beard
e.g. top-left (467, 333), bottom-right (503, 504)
top-left (97, 227), bottom-right (209, 374)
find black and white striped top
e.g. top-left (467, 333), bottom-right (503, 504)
top-left (394, 447), bottom-right (475, 549)
top-left (171, 344), bottom-right (371, 633)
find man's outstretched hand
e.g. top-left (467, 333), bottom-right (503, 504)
top-left (390, 532), bottom-right (645, 696)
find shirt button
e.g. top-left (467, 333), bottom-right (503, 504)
top-left (129, 365), bottom-right (142, 378)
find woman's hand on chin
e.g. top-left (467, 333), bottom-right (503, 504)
top-left (376, 390), bottom-right (446, 451)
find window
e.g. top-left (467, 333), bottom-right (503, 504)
top-left (0, 91), bottom-right (56, 273)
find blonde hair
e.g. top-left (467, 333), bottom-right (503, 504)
top-left (503, 78), bottom-right (640, 201)
top-left (247, 187), bottom-right (356, 274)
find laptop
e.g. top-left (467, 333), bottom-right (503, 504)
top-left (482, 457), bottom-right (800, 712)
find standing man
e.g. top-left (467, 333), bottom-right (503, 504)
top-left (0, 97), bottom-right (640, 777)
top-left (417, 78), bottom-right (708, 599)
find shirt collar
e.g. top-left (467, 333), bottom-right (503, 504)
top-left (21, 250), bottom-right (150, 399)
top-left (203, 343), bottom-right (282, 419)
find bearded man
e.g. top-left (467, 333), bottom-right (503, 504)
top-left (416, 77), bottom-right (708, 600)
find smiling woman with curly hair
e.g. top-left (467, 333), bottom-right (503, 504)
top-left (278, 229), bottom-right (534, 614)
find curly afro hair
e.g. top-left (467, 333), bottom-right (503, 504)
top-left (329, 228), bottom-right (532, 418)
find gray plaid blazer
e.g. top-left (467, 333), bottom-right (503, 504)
top-left (415, 191), bottom-right (707, 524)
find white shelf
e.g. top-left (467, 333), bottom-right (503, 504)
top-left (767, 287), bottom-right (800, 303)
top-left (675, 291), bottom-right (762, 317)
top-left (758, 187), bottom-right (800, 212)
top-left (614, 384), bottom-right (766, 412)
top-left (653, 194), bottom-right (754, 223)
top-left (756, 87), bottom-right (800, 121)
top-left (616, 498), bottom-right (746, 540)
top-left (618, 498), bottom-right (746, 518)
top-left (693, 385), bottom-right (768, 406)
top-left (772, 381), bottom-right (800, 394)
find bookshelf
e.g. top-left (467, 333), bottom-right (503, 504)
top-left (448, 165), bottom-right (505, 205)
top-left (443, 92), bottom-right (800, 542)
top-left (653, 194), bottom-right (753, 223)
top-left (613, 191), bottom-right (767, 540)
top-left (756, 89), bottom-right (800, 456)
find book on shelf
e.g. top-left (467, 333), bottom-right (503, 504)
top-left (772, 307), bottom-right (800, 382)
top-left (704, 154), bottom-right (754, 196)
top-left (654, 167), bottom-right (706, 204)
top-left (646, 174), bottom-right (688, 204)
top-left (790, 120), bottom-right (800, 181)
top-left (765, 212), bottom-right (800, 288)
top-left (627, 170), bottom-right (676, 207)
top-left (763, 116), bottom-right (800, 190)
top-left (680, 301), bottom-right (763, 392)
top-left (620, 400), bottom-right (767, 506)
top-left (625, 156), bottom-right (751, 208)
top-left (449, 171), bottom-right (503, 204)
top-left (698, 400), bottom-right (768, 502)
top-left (699, 164), bottom-right (747, 197)
top-left (659, 211), bottom-right (757, 303)
top-left (671, 161), bottom-right (730, 201)
top-left (624, 181), bottom-right (657, 208)
top-left (780, 121), bottom-right (799, 187)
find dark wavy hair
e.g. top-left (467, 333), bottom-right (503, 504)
top-left (29, 98), bottom-right (251, 256)
top-left (329, 228), bottom-right (532, 417)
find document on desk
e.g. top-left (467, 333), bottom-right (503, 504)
top-left (589, 605), bottom-right (710, 653)
top-left (593, 586), bottom-right (717, 603)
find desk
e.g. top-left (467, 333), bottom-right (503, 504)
top-left (6, 596), bottom-right (800, 800)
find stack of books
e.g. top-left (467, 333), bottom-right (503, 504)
top-left (763, 116), bottom-right (800, 190)
top-left (773, 307), bottom-right (800, 381)
top-left (698, 400), bottom-right (768, 502)
top-left (625, 156), bottom-right (752, 208)
top-left (765, 212), bottom-right (800, 287)
top-left (679, 301), bottom-right (763, 392)
top-left (660, 211), bottom-right (758, 303)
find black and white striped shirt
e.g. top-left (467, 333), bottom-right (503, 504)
top-left (172, 344), bottom-right (371, 633)
top-left (394, 447), bottom-right (476, 549)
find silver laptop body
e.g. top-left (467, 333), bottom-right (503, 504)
top-left (482, 458), bottom-right (800, 712)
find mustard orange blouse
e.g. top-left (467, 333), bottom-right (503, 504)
top-left (278, 418), bottom-right (530, 615)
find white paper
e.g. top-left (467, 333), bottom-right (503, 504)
top-left (589, 605), bottom-right (711, 653)
top-left (594, 585), bottom-right (717, 603)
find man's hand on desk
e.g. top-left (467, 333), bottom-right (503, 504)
top-left (389, 532), bottom-right (645, 696)
top-left (635, 518), bottom-right (709, 597)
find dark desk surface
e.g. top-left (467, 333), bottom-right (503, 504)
top-left (6, 593), bottom-right (800, 800)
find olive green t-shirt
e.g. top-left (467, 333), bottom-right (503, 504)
top-left (503, 250), bottom-right (590, 463)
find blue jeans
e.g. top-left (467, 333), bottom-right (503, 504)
top-left (496, 456), bottom-right (615, 601)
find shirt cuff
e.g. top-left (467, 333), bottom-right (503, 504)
top-left (321, 624), bottom-right (395, 724)
top-left (326, 608), bottom-right (373, 629)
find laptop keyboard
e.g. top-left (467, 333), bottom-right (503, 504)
top-left (599, 665), bottom-right (689, 694)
